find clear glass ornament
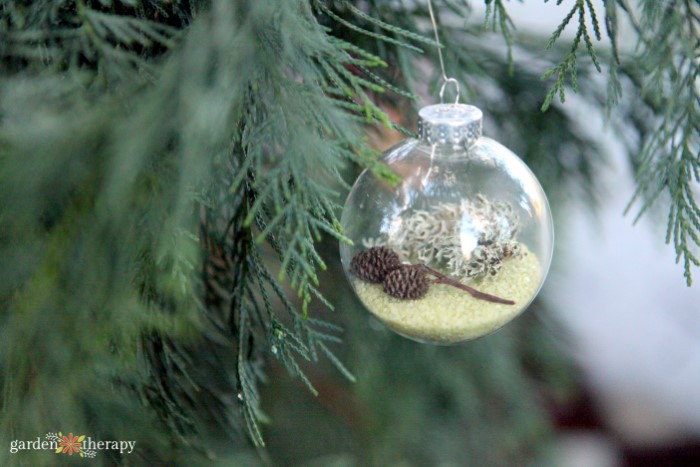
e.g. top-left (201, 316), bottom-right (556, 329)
top-left (340, 104), bottom-right (554, 344)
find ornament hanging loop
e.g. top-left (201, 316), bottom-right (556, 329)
top-left (428, 0), bottom-right (461, 105)
top-left (439, 78), bottom-right (460, 104)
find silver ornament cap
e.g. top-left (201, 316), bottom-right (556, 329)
top-left (417, 103), bottom-right (483, 148)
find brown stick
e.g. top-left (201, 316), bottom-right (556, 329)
top-left (416, 264), bottom-right (515, 305)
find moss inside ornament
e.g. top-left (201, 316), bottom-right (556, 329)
top-left (340, 103), bottom-right (554, 344)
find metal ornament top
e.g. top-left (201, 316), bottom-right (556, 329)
top-left (417, 103), bottom-right (483, 148)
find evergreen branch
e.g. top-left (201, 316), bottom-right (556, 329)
top-left (314, 1), bottom-right (424, 53)
top-left (317, 57), bottom-right (400, 130)
top-left (318, 342), bottom-right (356, 382)
top-left (545, 2), bottom-right (578, 50)
top-left (580, 11), bottom-right (601, 72)
top-left (484, 0), bottom-right (516, 71)
top-left (584, 0), bottom-right (602, 40)
top-left (306, 316), bottom-right (344, 333)
top-left (268, 319), bottom-right (319, 396)
top-left (250, 243), bottom-right (348, 383)
top-left (307, 282), bottom-right (336, 310)
top-left (328, 35), bottom-right (388, 67)
top-left (541, 0), bottom-right (602, 110)
top-left (237, 308), bottom-right (266, 448)
top-left (357, 64), bottom-right (419, 100)
top-left (308, 328), bottom-right (343, 344)
top-left (84, 8), bottom-right (179, 49)
top-left (602, 0), bottom-right (620, 63)
top-left (319, 58), bottom-right (356, 97)
top-left (329, 59), bottom-right (386, 93)
top-left (247, 219), bottom-right (353, 393)
top-left (0, 0), bottom-right (186, 85)
top-left (624, 0), bottom-right (700, 284)
top-left (601, 0), bottom-right (622, 109)
top-left (337, 145), bottom-right (401, 186)
top-left (339, 0), bottom-right (439, 48)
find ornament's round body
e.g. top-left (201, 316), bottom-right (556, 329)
top-left (340, 104), bottom-right (553, 344)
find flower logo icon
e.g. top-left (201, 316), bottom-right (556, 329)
top-left (46, 431), bottom-right (96, 457)
top-left (56, 432), bottom-right (85, 456)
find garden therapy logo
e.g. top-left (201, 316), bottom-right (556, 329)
top-left (46, 432), bottom-right (96, 458)
top-left (9, 432), bottom-right (135, 458)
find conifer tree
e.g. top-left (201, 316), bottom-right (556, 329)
top-left (0, 0), bottom-right (696, 465)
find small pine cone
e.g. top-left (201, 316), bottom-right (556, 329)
top-left (351, 246), bottom-right (401, 283)
top-left (383, 265), bottom-right (430, 300)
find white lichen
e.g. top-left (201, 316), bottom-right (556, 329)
top-left (362, 195), bottom-right (523, 280)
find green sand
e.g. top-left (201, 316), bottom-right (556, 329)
top-left (355, 247), bottom-right (542, 344)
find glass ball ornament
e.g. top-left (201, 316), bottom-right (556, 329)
top-left (340, 103), bottom-right (554, 344)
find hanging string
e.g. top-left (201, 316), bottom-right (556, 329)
top-left (427, 0), bottom-right (460, 104)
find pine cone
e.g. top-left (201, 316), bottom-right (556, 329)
top-left (382, 265), bottom-right (429, 300)
top-left (351, 246), bottom-right (401, 283)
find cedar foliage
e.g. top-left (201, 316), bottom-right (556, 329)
top-left (0, 0), bottom-right (697, 465)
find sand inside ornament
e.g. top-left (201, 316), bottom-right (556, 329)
top-left (354, 245), bottom-right (541, 344)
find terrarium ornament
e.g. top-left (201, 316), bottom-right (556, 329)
top-left (340, 102), bottom-right (554, 344)
top-left (339, 0), bottom-right (553, 344)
